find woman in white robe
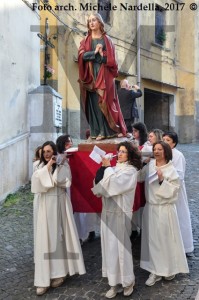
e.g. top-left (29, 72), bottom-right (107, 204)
top-left (163, 131), bottom-right (194, 254)
top-left (92, 141), bottom-right (142, 298)
top-left (140, 141), bottom-right (189, 286)
top-left (55, 135), bottom-right (100, 244)
top-left (31, 141), bottom-right (86, 296)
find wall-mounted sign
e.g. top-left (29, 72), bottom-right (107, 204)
top-left (53, 98), bottom-right (62, 127)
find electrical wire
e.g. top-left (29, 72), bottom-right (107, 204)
top-left (25, 0), bottom-right (178, 69)
top-left (39, 0), bottom-right (85, 36)
top-left (21, 0), bottom-right (41, 19)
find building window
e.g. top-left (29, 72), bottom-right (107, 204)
top-left (155, 5), bottom-right (166, 45)
top-left (98, 0), bottom-right (111, 23)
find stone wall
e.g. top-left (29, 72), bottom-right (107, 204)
top-left (0, 0), bottom-right (40, 202)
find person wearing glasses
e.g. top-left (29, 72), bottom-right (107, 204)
top-left (92, 141), bottom-right (142, 298)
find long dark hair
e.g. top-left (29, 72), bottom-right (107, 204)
top-left (56, 134), bottom-right (71, 153)
top-left (40, 141), bottom-right (57, 173)
top-left (117, 141), bottom-right (142, 170)
top-left (153, 141), bottom-right (172, 163)
top-left (133, 122), bottom-right (148, 146)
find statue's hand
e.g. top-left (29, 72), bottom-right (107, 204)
top-left (98, 47), bottom-right (103, 56)
top-left (95, 43), bottom-right (103, 54)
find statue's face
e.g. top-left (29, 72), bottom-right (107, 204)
top-left (88, 15), bottom-right (101, 31)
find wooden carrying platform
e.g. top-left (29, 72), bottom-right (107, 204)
top-left (78, 141), bottom-right (119, 152)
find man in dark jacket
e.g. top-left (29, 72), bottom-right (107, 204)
top-left (118, 79), bottom-right (142, 133)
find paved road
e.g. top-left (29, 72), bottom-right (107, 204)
top-left (0, 144), bottom-right (199, 300)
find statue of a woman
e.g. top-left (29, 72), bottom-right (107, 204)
top-left (78, 13), bottom-right (127, 141)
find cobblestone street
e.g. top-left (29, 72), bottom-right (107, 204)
top-left (0, 144), bottom-right (199, 300)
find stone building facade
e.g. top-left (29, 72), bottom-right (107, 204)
top-left (39, 0), bottom-right (199, 143)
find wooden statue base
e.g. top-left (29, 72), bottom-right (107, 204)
top-left (78, 136), bottom-right (130, 152)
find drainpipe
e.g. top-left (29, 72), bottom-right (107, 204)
top-left (137, 0), bottom-right (141, 119)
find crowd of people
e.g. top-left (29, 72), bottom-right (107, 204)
top-left (31, 126), bottom-right (193, 297)
top-left (30, 12), bottom-right (193, 299)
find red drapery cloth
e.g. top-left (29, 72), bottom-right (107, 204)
top-left (68, 151), bottom-right (145, 213)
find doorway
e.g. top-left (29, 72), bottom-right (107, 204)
top-left (144, 88), bottom-right (175, 131)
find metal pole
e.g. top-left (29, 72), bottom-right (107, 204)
top-left (44, 18), bottom-right (48, 85)
top-left (136, 1), bottom-right (141, 86)
top-left (137, 0), bottom-right (141, 119)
